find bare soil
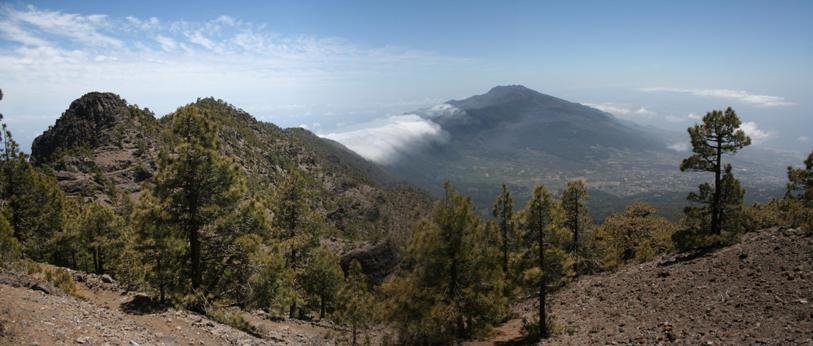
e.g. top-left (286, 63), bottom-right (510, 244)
top-left (473, 227), bottom-right (813, 345)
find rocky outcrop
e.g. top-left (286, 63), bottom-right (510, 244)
top-left (340, 241), bottom-right (400, 285)
top-left (32, 92), bottom-right (134, 163)
top-left (31, 92), bottom-right (161, 202)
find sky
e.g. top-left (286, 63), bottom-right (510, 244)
top-left (1, 0), bottom-right (811, 161)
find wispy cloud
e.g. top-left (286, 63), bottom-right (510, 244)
top-left (0, 4), bottom-right (469, 151)
top-left (2, 5), bottom-right (122, 47)
top-left (321, 114), bottom-right (449, 165)
top-left (798, 136), bottom-right (809, 143)
top-left (583, 102), bottom-right (657, 119)
top-left (641, 87), bottom-right (794, 107)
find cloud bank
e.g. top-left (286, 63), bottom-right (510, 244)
top-left (641, 87), bottom-right (794, 107)
top-left (321, 115), bottom-right (449, 165)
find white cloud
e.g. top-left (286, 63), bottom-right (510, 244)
top-left (641, 87), bottom-right (794, 107)
top-left (664, 115), bottom-right (688, 123)
top-left (739, 121), bottom-right (773, 143)
top-left (668, 142), bottom-right (689, 151)
top-left (0, 5), bottom-right (471, 152)
top-left (321, 114), bottom-right (449, 165)
top-left (155, 34), bottom-right (177, 51)
top-left (583, 102), bottom-right (657, 119)
top-left (798, 136), bottom-right (809, 143)
top-left (3, 5), bottom-right (122, 47)
top-left (687, 112), bottom-right (701, 120)
top-left (126, 16), bottom-right (160, 30)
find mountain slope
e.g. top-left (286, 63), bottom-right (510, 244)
top-left (31, 93), bottom-right (432, 278)
top-left (473, 227), bottom-right (813, 344)
top-left (386, 85), bottom-right (787, 217)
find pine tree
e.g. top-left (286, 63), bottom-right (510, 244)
top-left (0, 214), bottom-right (20, 264)
top-left (561, 180), bottom-right (588, 253)
top-left (134, 192), bottom-right (185, 302)
top-left (680, 108), bottom-right (751, 235)
top-left (524, 185), bottom-right (556, 339)
top-left (786, 151), bottom-right (813, 206)
top-left (593, 202), bottom-right (677, 269)
top-left (492, 184), bottom-right (514, 275)
top-left (148, 104), bottom-right (244, 299)
top-left (301, 245), bottom-right (343, 319)
top-left (719, 165), bottom-right (746, 233)
top-left (272, 170), bottom-right (322, 318)
top-left (79, 203), bottom-right (122, 274)
top-left (784, 152), bottom-right (813, 232)
top-left (388, 182), bottom-right (506, 343)
top-left (0, 94), bottom-right (65, 262)
top-left (335, 260), bottom-right (376, 346)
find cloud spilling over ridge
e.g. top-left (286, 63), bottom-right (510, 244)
top-left (321, 114), bottom-right (449, 165)
top-left (641, 87), bottom-right (794, 107)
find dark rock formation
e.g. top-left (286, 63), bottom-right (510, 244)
top-left (340, 241), bottom-right (399, 285)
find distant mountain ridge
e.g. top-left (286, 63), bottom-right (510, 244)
top-left (431, 85), bottom-right (665, 159)
top-left (385, 85), bottom-right (787, 218)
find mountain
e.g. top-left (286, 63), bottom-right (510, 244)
top-left (31, 92), bottom-right (432, 279)
top-left (386, 85), bottom-right (788, 218)
top-left (437, 85), bottom-right (664, 159)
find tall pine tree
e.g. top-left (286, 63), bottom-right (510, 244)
top-left (680, 108), bottom-right (750, 235)
top-left (388, 182), bottom-right (506, 343)
top-left (335, 260), bottom-right (377, 346)
top-left (524, 185), bottom-right (556, 339)
top-left (492, 184), bottom-right (514, 275)
top-left (148, 104), bottom-right (243, 297)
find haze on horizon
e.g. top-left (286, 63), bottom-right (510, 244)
top-left (1, 0), bottom-right (811, 162)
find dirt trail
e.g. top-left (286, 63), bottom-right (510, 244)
top-left (472, 227), bottom-right (813, 345)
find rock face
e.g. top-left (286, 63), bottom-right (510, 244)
top-left (31, 92), bottom-right (161, 202)
top-left (340, 241), bottom-right (400, 285)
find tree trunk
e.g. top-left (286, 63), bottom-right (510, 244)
top-left (320, 295), bottom-right (326, 320)
top-left (502, 216), bottom-right (509, 275)
top-left (573, 195), bottom-right (579, 252)
top-left (712, 139), bottom-right (722, 234)
top-left (189, 226), bottom-right (201, 289)
top-left (352, 323), bottom-right (358, 346)
top-left (538, 204), bottom-right (548, 339)
top-left (289, 302), bottom-right (297, 319)
top-left (157, 255), bottom-right (166, 303)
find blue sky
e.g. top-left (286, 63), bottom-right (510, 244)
top-left (1, 1), bottom-right (811, 159)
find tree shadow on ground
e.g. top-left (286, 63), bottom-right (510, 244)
top-left (120, 294), bottom-right (168, 315)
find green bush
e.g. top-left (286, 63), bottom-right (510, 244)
top-left (0, 215), bottom-right (20, 265)
top-left (206, 307), bottom-right (261, 337)
top-left (521, 315), bottom-right (556, 341)
top-left (45, 267), bottom-right (77, 295)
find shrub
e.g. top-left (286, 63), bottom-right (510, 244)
top-left (45, 267), bottom-right (77, 295)
top-left (206, 307), bottom-right (261, 337)
top-left (521, 315), bottom-right (556, 341)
